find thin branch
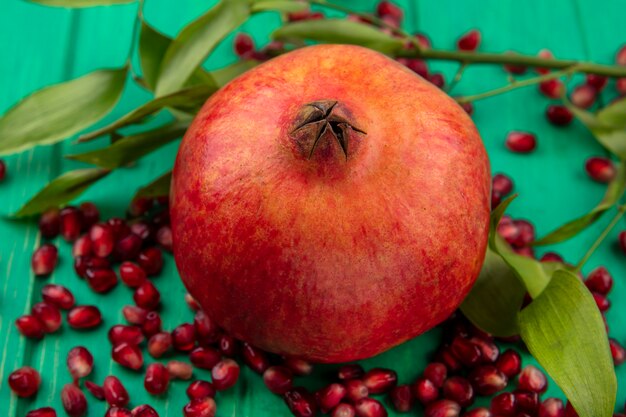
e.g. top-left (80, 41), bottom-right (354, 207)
top-left (446, 63), bottom-right (467, 94)
top-left (575, 205), bottom-right (626, 272)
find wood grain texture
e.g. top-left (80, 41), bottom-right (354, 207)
top-left (0, 0), bottom-right (625, 415)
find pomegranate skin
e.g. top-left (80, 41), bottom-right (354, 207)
top-left (171, 44), bottom-right (491, 363)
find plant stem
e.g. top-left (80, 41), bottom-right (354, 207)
top-left (574, 205), bottom-right (626, 272)
top-left (126, 0), bottom-right (145, 66)
top-left (446, 63), bottom-right (467, 94)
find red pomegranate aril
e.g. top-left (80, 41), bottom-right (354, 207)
top-left (26, 407), bottom-right (57, 417)
top-left (68, 305), bottom-right (102, 329)
top-left (492, 174), bottom-right (514, 197)
top-left (497, 349), bottom-right (522, 377)
top-left (131, 405), bottom-right (159, 417)
top-left (376, 0), bottom-right (402, 23)
top-left (285, 387), bottom-right (318, 417)
top-left (74, 255), bottom-right (110, 279)
top-left (144, 363), bottom-right (170, 395)
top-left (183, 397), bottom-right (217, 417)
top-left (462, 408), bottom-right (491, 417)
top-left (234, 33), bottom-right (255, 58)
top-left (72, 235), bottom-right (92, 257)
top-left (194, 310), bottom-right (219, 345)
top-left (15, 315), bottom-right (45, 339)
top-left (8, 366), bottom-right (41, 397)
top-left (261, 366), bottom-right (292, 395)
top-left (450, 336), bottom-right (482, 366)
top-left (114, 234), bottom-right (143, 261)
top-left (61, 383), bottom-right (87, 417)
top-left (211, 358), bottom-right (240, 390)
top-left (438, 347), bottom-right (462, 372)
top-left (89, 224), bottom-right (114, 258)
top-left (617, 78), bottom-right (626, 95)
top-left (586, 74), bottom-right (608, 91)
top-left (443, 377), bottom-right (474, 407)
top-left (469, 337), bottom-right (499, 363)
top-left (131, 222), bottom-right (154, 242)
top-left (345, 379), bottom-right (369, 403)
top-left (168, 360), bottom-right (194, 380)
top-left (156, 225), bottom-right (173, 251)
top-left (397, 58), bottom-right (429, 78)
top-left (148, 332), bottom-right (172, 358)
top-left (338, 364), bottom-right (365, 380)
top-left (620, 231), bottom-right (626, 254)
top-left (354, 398), bottom-right (387, 417)
top-left (31, 302), bottom-right (61, 333)
top-left (363, 367), bottom-right (397, 394)
top-left (32, 243), bottom-right (58, 276)
top-left (42, 284), bottom-right (75, 310)
top-left (105, 407), bottom-right (132, 417)
top-left (142, 311), bottom-right (162, 337)
top-left (218, 334), bottom-right (239, 357)
top-left (518, 365), bottom-right (547, 393)
top-left (515, 390), bottom-right (539, 414)
top-left (112, 343), bottom-right (143, 370)
top-left (39, 208), bottom-right (61, 239)
top-left (585, 157), bottom-right (616, 183)
top-left (109, 325), bottom-right (145, 346)
top-left (316, 383), bottom-right (347, 412)
top-left (571, 84), bottom-right (597, 109)
top-left (185, 293), bottom-right (201, 311)
top-left (128, 197), bottom-right (153, 218)
top-left (593, 292), bottom-right (610, 311)
top-left (490, 392), bottom-right (516, 415)
top-left (609, 338), bottom-right (626, 365)
top-left (134, 281), bottom-right (160, 310)
top-left (461, 101), bottom-right (474, 115)
top-left (60, 207), bottom-right (83, 242)
top-left (585, 266), bottom-right (613, 294)
top-left (138, 247), bottom-right (163, 276)
top-left (189, 346), bottom-right (221, 369)
top-left (425, 399), bottom-right (461, 417)
top-left (429, 73), bottom-right (445, 89)
top-left (539, 79), bottom-right (564, 98)
top-left (414, 32), bottom-right (431, 49)
top-left (107, 218), bottom-right (131, 241)
top-left (278, 357), bottom-right (311, 376)
top-left (67, 346), bottom-right (94, 380)
top-left (457, 29), bottom-right (481, 51)
top-left (104, 376), bottom-right (130, 407)
top-left (540, 252), bottom-right (564, 262)
top-left (390, 384), bottom-right (414, 412)
top-left (616, 45), bottom-right (626, 66)
top-left (469, 365), bottom-right (508, 396)
top-left (79, 202), bottom-right (99, 228)
top-left (505, 131), bottom-right (537, 153)
top-left (242, 343), bottom-right (269, 373)
top-left (333, 404), bottom-right (356, 417)
top-left (84, 381), bottom-right (105, 400)
top-left (538, 398), bottom-right (565, 417)
top-left (546, 105), bottom-right (573, 126)
top-left (512, 219), bottom-right (535, 247)
top-left (123, 305), bottom-right (149, 325)
top-left (564, 403), bottom-right (579, 417)
top-left (187, 380), bottom-right (216, 399)
top-left (423, 362), bottom-right (447, 388)
top-left (85, 267), bottom-right (118, 293)
top-left (172, 323), bottom-right (196, 352)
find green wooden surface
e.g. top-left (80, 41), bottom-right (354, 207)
top-left (1, 0), bottom-right (625, 415)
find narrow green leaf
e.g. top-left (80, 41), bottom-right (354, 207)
top-left (251, 0), bottom-right (308, 13)
top-left (488, 194), bottom-right (517, 247)
top-left (155, 0), bottom-right (251, 96)
top-left (461, 248), bottom-right (525, 337)
top-left (273, 19), bottom-right (404, 55)
top-left (533, 162), bottom-right (626, 245)
top-left (136, 171), bottom-right (172, 198)
top-left (569, 104), bottom-right (626, 160)
top-left (26, 0), bottom-right (134, 7)
top-left (211, 60), bottom-right (259, 87)
top-left (12, 169), bottom-right (110, 217)
top-left (67, 121), bottom-right (187, 169)
top-left (79, 84), bottom-right (215, 142)
top-left (0, 68), bottom-right (127, 156)
top-left (519, 270), bottom-right (616, 417)
top-left (597, 95), bottom-right (626, 129)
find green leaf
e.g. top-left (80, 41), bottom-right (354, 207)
top-left (136, 171), bottom-right (172, 198)
top-left (251, 0), bottom-right (308, 13)
top-left (569, 104), bottom-right (626, 160)
top-left (0, 68), bottom-right (127, 156)
top-left (155, 0), bottom-right (251, 96)
top-left (597, 95), bottom-right (626, 129)
top-left (26, 0), bottom-right (134, 7)
top-left (461, 248), bottom-right (525, 337)
top-left (533, 161), bottom-right (626, 245)
top-left (273, 19), bottom-right (404, 55)
top-left (519, 270), bottom-right (616, 417)
top-left (79, 84), bottom-right (215, 142)
top-left (12, 169), bottom-right (110, 217)
top-left (488, 194), bottom-right (517, 247)
top-left (211, 60), bottom-right (259, 87)
top-left (67, 121), bottom-right (187, 169)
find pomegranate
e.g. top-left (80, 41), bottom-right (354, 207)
top-left (171, 45), bottom-right (490, 362)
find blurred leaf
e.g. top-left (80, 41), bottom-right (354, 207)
top-left (494, 236), bottom-right (551, 298)
top-left (27, 0), bottom-right (134, 6)
top-left (273, 19), bottom-right (404, 54)
top-left (79, 84), bottom-right (215, 142)
top-left (251, 0), bottom-right (308, 13)
top-left (597, 96), bottom-right (626, 128)
top-left (519, 269), bottom-right (616, 417)
top-left (12, 169), bottom-right (110, 217)
top-left (533, 162), bottom-right (626, 245)
top-left (569, 104), bottom-right (626, 160)
top-left (136, 171), bottom-right (171, 198)
top-left (488, 194), bottom-right (517, 247)
top-left (155, 0), bottom-right (250, 96)
top-left (461, 248), bottom-right (525, 337)
top-left (211, 60), bottom-right (259, 87)
top-left (67, 121), bottom-right (187, 169)
top-left (0, 68), bottom-right (127, 156)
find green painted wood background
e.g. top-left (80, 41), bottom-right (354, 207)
top-left (1, 0), bottom-right (625, 415)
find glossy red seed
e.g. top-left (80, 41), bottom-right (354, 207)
top-left (469, 365), bottom-right (508, 396)
top-left (363, 368), bottom-right (397, 394)
top-left (183, 397), bottom-right (216, 417)
top-left (15, 315), bottom-right (45, 339)
top-left (413, 377), bottom-right (439, 405)
top-left (462, 408), bottom-right (491, 417)
top-left (172, 323), bottom-right (196, 352)
top-left (469, 337), bottom-right (499, 363)
top-left (104, 376), bottom-right (130, 407)
top-left (538, 78), bottom-right (564, 99)
top-left (79, 202), bottom-right (99, 228)
top-left (593, 292), bottom-right (611, 311)
top-left (89, 224), bottom-right (114, 258)
top-left (187, 380), bottom-right (216, 400)
top-left (26, 407), bottom-right (57, 417)
top-left (585, 156), bottom-right (616, 183)
top-left (128, 197), bottom-right (153, 218)
top-left (167, 360), bottom-right (194, 380)
top-left (460, 101), bottom-right (474, 115)
top-left (123, 305), bottom-right (148, 325)
top-left (8, 366), bottom-right (41, 397)
top-left (145, 363), bottom-right (170, 395)
top-left (496, 349), bottom-right (521, 377)
top-left (72, 235), bottom-right (92, 257)
top-left (457, 29), bottom-right (481, 51)
top-left (234, 33), bottom-right (255, 58)
top-left (156, 225), bottom-right (172, 251)
top-left (414, 32), bottom-right (431, 49)
top-left (189, 346), bottom-right (221, 369)
top-left (518, 365), bottom-right (547, 393)
top-left (338, 364), bottom-right (365, 380)
top-left (131, 222), bottom-right (154, 242)
top-left (60, 207), bottom-right (83, 242)
top-left (490, 392), bottom-right (516, 415)
top-left (42, 284), bottom-right (75, 310)
top-left (242, 343), bottom-right (269, 373)
top-left (515, 390), bottom-right (539, 414)
top-left (67, 346), bottom-right (94, 380)
top-left (134, 281), bottom-right (160, 310)
top-left (84, 381), bottom-right (105, 400)
top-left (107, 218), bottom-right (131, 241)
top-left (131, 405), bottom-right (159, 417)
top-left (376, 0), bottom-right (402, 23)
top-left (85, 268), bottom-right (118, 293)
top-left (354, 398), bottom-right (387, 417)
top-left (114, 234), bottom-right (143, 261)
top-left (185, 293), bottom-right (201, 311)
top-left (218, 334), bottom-right (239, 357)
top-left (211, 359), bottom-right (240, 390)
top-left (505, 131), bottom-right (537, 153)
top-left (109, 325), bottom-right (144, 346)
top-left (332, 403), bottom-right (356, 417)
top-left (32, 243), bottom-right (58, 276)
top-left (620, 231), bottom-right (626, 254)
top-left (345, 379), bottom-right (369, 403)
top-left (443, 377), bottom-right (473, 407)
top-left (285, 388), bottom-right (318, 417)
top-left (585, 74), bottom-right (607, 91)
top-left (423, 363), bottom-right (447, 388)
top-left (74, 255), bottom-right (110, 279)
top-left (148, 332), bottom-right (172, 358)
top-left (68, 305), bottom-right (102, 329)
top-left (571, 84), bottom-right (597, 109)
top-left (585, 266), bottom-right (613, 294)
top-left (261, 366), bottom-right (293, 395)
top-left (32, 302), bottom-right (61, 333)
top-left (390, 384), bottom-right (413, 412)
top-left (610, 338), bottom-right (626, 366)
top-left (194, 310), bottom-right (219, 345)
top-left (546, 105), bottom-right (573, 126)
top-left (617, 78), bottom-right (626, 95)
top-left (396, 58), bottom-right (429, 78)
top-left (61, 383), bottom-right (87, 417)
top-left (105, 407), bottom-right (132, 417)
top-left (138, 247), bottom-right (163, 276)
top-left (142, 311), bottom-right (162, 337)
top-left (425, 399), bottom-right (461, 417)
top-left (112, 343), bottom-right (143, 370)
top-left (538, 398), bottom-right (565, 417)
top-left (450, 337), bottom-right (482, 367)
top-left (438, 347), bottom-right (462, 372)
top-left (39, 208), bottom-right (61, 239)
top-left (429, 73), bottom-right (445, 89)
top-left (616, 45), bottom-right (626, 66)
top-left (540, 252), bottom-right (564, 262)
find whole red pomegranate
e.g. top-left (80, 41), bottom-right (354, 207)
top-left (171, 44), bottom-right (490, 363)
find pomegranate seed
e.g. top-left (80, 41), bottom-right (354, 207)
top-left (514, 246), bottom-right (535, 258)
top-left (397, 58), bottom-right (429, 78)
top-left (123, 305), bottom-right (148, 325)
top-left (105, 407), bottom-right (132, 417)
top-left (585, 74), bottom-right (607, 91)
top-left (565, 403), bottom-right (579, 417)
top-left (131, 222), bottom-right (154, 242)
top-left (354, 398), bottom-right (387, 417)
top-left (31, 302), bottom-right (61, 333)
top-left (60, 207), bottom-right (83, 242)
top-left (211, 358), bottom-right (239, 390)
top-left (112, 343), bottom-right (143, 370)
top-left (457, 29), bottom-right (481, 51)
top-left (425, 399), bottom-right (461, 417)
top-left (423, 363), bottom-right (447, 388)
top-left (437, 347), bottom-right (462, 372)
top-left (119, 262), bottom-right (147, 288)
top-left (620, 231), bottom-right (626, 254)
top-left (376, 0), bottom-right (402, 22)
top-left (61, 383), bottom-right (87, 417)
top-left (109, 325), bottom-right (144, 346)
top-left (593, 292), bottom-right (611, 311)
top-left (338, 364), bottom-right (365, 380)
top-left (515, 390), bottom-right (539, 414)
top-left (26, 407), bottom-right (57, 417)
top-left (218, 334), bottom-right (239, 357)
top-left (617, 45), bottom-right (626, 66)
top-left (114, 234), bottom-right (143, 261)
top-left (189, 346), bottom-right (221, 369)
top-left (617, 78), bottom-right (626, 95)
top-left (363, 368), bottom-right (397, 394)
top-left (68, 305), bottom-right (102, 329)
top-left (89, 224), bottom-right (114, 257)
top-left (585, 157), bottom-right (616, 183)
top-left (242, 343), bottom-right (269, 373)
top-left (72, 235), bottom-right (92, 257)
top-left (460, 102), bottom-right (474, 115)
top-left (503, 52), bottom-right (527, 74)
top-left (131, 405), bottom-right (159, 417)
top-left (546, 105), bottom-right (573, 126)
top-left (167, 360), bottom-right (194, 380)
top-left (15, 315), bottom-right (45, 339)
top-left (107, 218), bottom-right (131, 241)
top-left (134, 281), bottom-right (160, 310)
top-left (261, 366), bottom-right (293, 395)
top-left (194, 310), bottom-right (219, 345)
top-left (187, 380), bottom-right (216, 399)
top-left (443, 377), bottom-right (474, 407)
top-left (84, 380), bottom-right (105, 400)
top-left (156, 225), bottom-right (172, 251)
top-left (462, 408), bottom-right (491, 417)
top-left (138, 247), bottom-right (163, 276)
top-left (172, 323), bottom-right (196, 352)
top-left (610, 338), bottom-right (626, 365)
top-left (333, 404), bottom-right (356, 417)
top-left (142, 311), bottom-right (162, 337)
top-left (8, 366), bottom-right (41, 397)
top-left (571, 84), bottom-right (597, 109)
top-left (79, 202), bottom-right (99, 228)
top-left (74, 255), bottom-right (109, 279)
top-left (540, 252), bottom-right (564, 262)
top-left (67, 346), bottom-right (94, 380)
top-left (512, 219), bottom-right (535, 247)
top-left (535, 49), bottom-right (554, 74)
top-left (144, 363), bottom-right (170, 395)
top-left (505, 131), bottom-right (537, 153)
top-left (104, 376), bottom-right (130, 407)
top-left (496, 349), bottom-right (521, 377)
top-left (32, 243), bottom-right (58, 276)
top-left (316, 383), bottom-right (346, 412)
top-left (469, 337), bottom-right (499, 363)
top-left (429, 73), bottom-right (445, 89)
top-left (285, 387), bottom-right (318, 417)
top-left (518, 365), bottom-right (547, 393)
top-left (539, 398), bottom-right (565, 417)
top-left (469, 365), bottom-right (508, 396)
top-left (345, 379), bottom-right (369, 402)
top-left (539, 79), bottom-right (564, 99)
top-left (183, 397), bottom-right (217, 417)
top-left (414, 32), bottom-right (431, 49)
top-left (128, 197), bottom-right (153, 217)
top-left (85, 267), bottom-right (118, 293)
top-left (39, 208), bottom-right (61, 239)
top-left (148, 332), bottom-right (172, 358)
top-left (41, 284), bottom-right (75, 310)
top-left (185, 293), bottom-right (201, 311)
top-left (450, 336), bottom-right (482, 366)
top-left (390, 384), bottom-right (413, 412)
top-left (585, 266), bottom-right (613, 294)
top-left (234, 33), bottom-right (255, 58)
